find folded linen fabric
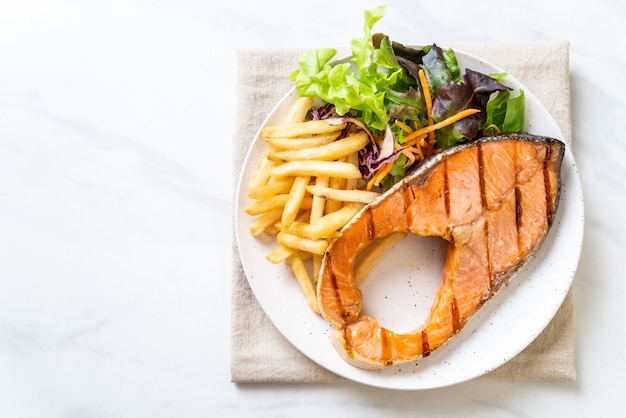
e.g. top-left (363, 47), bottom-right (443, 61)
top-left (231, 40), bottom-right (575, 383)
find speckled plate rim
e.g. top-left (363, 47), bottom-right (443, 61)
top-left (234, 47), bottom-right (584, 390)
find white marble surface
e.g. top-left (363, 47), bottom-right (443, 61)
top-left (0, 0), bottom-right (623, 416)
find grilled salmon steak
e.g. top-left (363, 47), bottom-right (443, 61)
top-left (317, 133), bottom-right (565, 369)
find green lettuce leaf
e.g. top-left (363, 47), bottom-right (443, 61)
top-left (288, 5), bottom-right (416, 131)
top-left (288, 5), bottom-right (526, 189)
top-left (442, 47), bottom-right (461, 81)
top-left (351, 5), bottom-right (386, 72)
top-left (432, 69), bottom-right (511, 148)
top-left (502, 89), bottom-right (525, 132)
top-left (482, 89), bottom-right (525, 134)
top-left (421, 45), bottom-right (454, 96)
top-left (381, 153), bottom-right (408, 191)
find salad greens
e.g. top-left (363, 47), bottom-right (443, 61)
top-left (288, 5), bottom-right (525, 190)
top-left (289, 6), bottom-right (402, 132)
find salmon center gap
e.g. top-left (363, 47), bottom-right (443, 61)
top-left (357, 234), bottom-right (447, 334)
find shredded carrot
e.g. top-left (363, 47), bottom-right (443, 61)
top-left (402, 133), bottom-right (427, 149)
top-left (418, 69), bottom-right (436, 144)
top-left (426, 136), bottom-right (438, 156)
top-left (404, 108), bottom-right (480, 142)
top-left (404, 146), bottom-right (423, 160)
top-left (366, 161), bottom-right (394, 191)
top-left (418, 136), bottom-right (432, 159)
top-left (371, 78), bottom-right (479, 189)
top-left (394, 120), bottom-right (413, 135)
top-left (483, 123), bottom-right (501, 135)
top-left (401, 149), bottom-right (416, 167)
top-left (418, 69), bottom-right (433, 122)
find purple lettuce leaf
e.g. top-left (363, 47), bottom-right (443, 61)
top-left (431, 68), bottom-right (511, 148)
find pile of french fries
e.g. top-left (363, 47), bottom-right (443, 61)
top-left (244, 96), bottom-right (406, 314)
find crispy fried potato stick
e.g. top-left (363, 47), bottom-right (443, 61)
top-left (244, 195), bottom-right (312, 216)
top-left (277, 232), bottom-right (328, 255)
top-left (262, 120), bottom-right (346, 138)
top-left (248, 178), bottom-right (294, 200)
top-left (248, 208), bottom-right (283, 237)
top-left (268, 160), bottom-right (362, 179)
top-left (306, 185), bottom-right (380, 204)
top-left (267, 132), bottom-right (369, 162)
top-left (266, 245), bottom-right (295, 264)
top-left (281, 176), bottom-right (310, 229)
top-left (290, 252), bottom-right (320, 313)
top-left (309, 203), bottom-right (363, 240)
top-left (265, 133), bottom-right (340, 150)
top-left (284, 96), bottom-right (315, 124)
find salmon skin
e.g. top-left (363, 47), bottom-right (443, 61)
top-left (317, 133), bottom-right (565, 369)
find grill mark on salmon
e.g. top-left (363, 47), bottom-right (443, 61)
top-left (381, 330), bottom-right (392, 366)
top-left (515, 186), bottom-right (522, 228)
top-left (365, 208), bottom-right (375, 241)
top-left (515, 186), bottom-right (523, 252)
top-left (543, 144), bottom-right (555, 223)
top-left (483, 220), bottom-right (494, 291)
top-left (477, 143), bottom-right (487, 210)
top-left (421, 330), bottom-right (430, 357)
top-left (477, 143), bottom-right (494, 291)
top-left (325, 255), bottom-right (345, 321)
top-left (402, 187), bottom-right (415, 226)
top-left (443, 159), bottom-right (451, 218)
top-left (451, 297), bottom-right (461, 333)
top-left (317, 133), bottom-right (565, 369)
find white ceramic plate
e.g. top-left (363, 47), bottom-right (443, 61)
top-left (235, 48), bottom-right (584, 390)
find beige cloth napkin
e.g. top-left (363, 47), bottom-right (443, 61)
top-left (231, 40), bottom-right (575, 383)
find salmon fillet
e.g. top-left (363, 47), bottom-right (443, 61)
top-left (317, 133), bottom-right (565, 369)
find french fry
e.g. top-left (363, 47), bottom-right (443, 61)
top-left (354, 232), bottom-right (407, 286)
top-left (306, 185), bottom-right (380, 204)
top-left (294, 210), bottom-right (312, 223)
top-left (266, 245), bottom-right (295, 264)
top-left (325, 175), bottom-right (346, 214)
top-left (281, 176), bottom-right (310, 229)
top-left (309, 203), bottom-right (363, 240)
top-left (267, 132), bottom-right (369, 162)
top-left (285, 221), bottom-right (312, 238)
top-left (264, 223), bottom-right (282, 236)
top-left (309, 176), bottom-right (329, 284)
top-left (268, 160), bottom-right (362, 179)
top-left (312, 254), bottom-right (323, 285)
top-left (344, 151), bottom-right (362, 191)
top-left (244, 98), bottom-right (385, 315)
top-left (290, 252), bottom-right (320, 313)
top-left (284, 250), bottom-right (312, 264)
top-left (284, 96), bottom-right (315, 124)
top-left (248, 178), bottom-right (294, 200)
top-left (244, 194), bottom-right (290, 216)
top-left (286, 221), bottom-right (341, 240)
top-left (248, 153), bottom-right (276, 192)
top-left (277, 232), bottom-right (328, 255)
top-left (248, 208), bottom-right (283, 237)
top-left (244, 195), bottom-right (312, 216)
top-left (309, 176), bottom-right (329, 223)
top-left (265, 133), bottom-right (340, 150)
top-left (262, 120), bottom-right (346, 138)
